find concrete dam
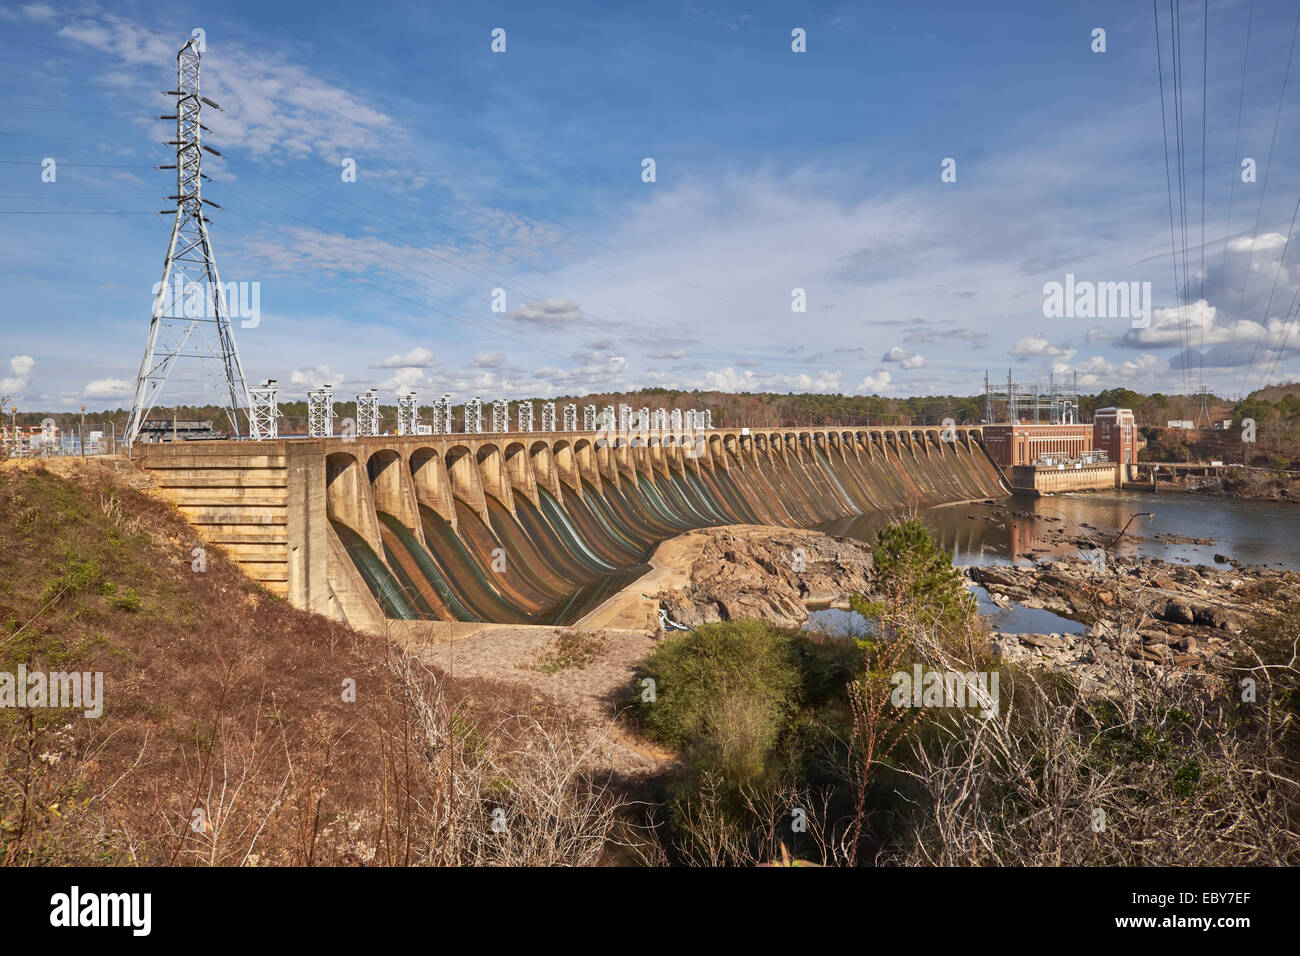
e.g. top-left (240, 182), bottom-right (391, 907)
top-left (139, 426), bottom-right (1007, 634)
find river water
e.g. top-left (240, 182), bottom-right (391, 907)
top-left (809, 490), bottom-right (1299, 636)
top-left (818, 490), bottom-right (1300, 570)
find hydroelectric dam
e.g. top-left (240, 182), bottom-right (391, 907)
top-left (137, 426), bottom-right (1008, 635)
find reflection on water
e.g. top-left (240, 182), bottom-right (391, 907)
top-left (806, 585), bottom-right (1085, 638)
top-left (818, 491), bottom-right (1300, 570)
top-left (972, 585), bottom-right (1085, 634)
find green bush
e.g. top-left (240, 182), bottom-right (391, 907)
top-left (112, 587), bottom-right (141, 612)
top-left (634, 620), bottom-right (800, 761)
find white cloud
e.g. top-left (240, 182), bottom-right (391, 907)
top-left (1010, 335), bottom-right (1076, 360)
top-left (0, 355), bottom-right (35, 396)
top-left (1051, 353), bottom-right (1165, 388)
top-left (704, 367), bottom-right (843, 393)
top-left (900, 354), bottom-right (926, 370)
top-left (82, 377), bottom-right (131, 399)
top-left (379, 367), bottom-right (426, 391)
top-left (856, 370), bottom-right (892, 394)
top-left (370, 346), bottom-right (434, 369)
top-left (288, 365), bottom-right (337, 391)
top-left (1121, 299), bottom-right (1285, 351)
top-left (471, 352), bottom-right (506, 368)
top-left (58, 17), bottom-right (402, 164)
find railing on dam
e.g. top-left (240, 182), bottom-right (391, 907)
top-left (137, 425), bottom-right (1004, 632)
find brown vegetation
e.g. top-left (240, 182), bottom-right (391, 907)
top-left (0, 460), bottom-right (620, 865)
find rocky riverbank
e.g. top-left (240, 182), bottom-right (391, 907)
top-left (648, 522), bottom-right (1297, 698)
top-left (968, 554), bottom-right (1298, 692)
top-left (1182, 468), bottom-right (1300, 502)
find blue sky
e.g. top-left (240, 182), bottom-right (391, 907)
top-left (2, 0), bottom-right (1300, 411)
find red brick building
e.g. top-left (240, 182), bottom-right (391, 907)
top-left (982, 422), bottom-right (1096, 468)
top-left (1092, 407), bottom-right (1137, 464)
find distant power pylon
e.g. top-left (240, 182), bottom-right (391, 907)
top-left (127, 38), bottom-right (249, 448)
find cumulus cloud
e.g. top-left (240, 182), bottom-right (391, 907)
top-left (288, 365), bottom-right (337, 390)
top-left (379, 367), bottom-right (426, 391)
top-left (704, 367), bottom-right (843, 393)
top-left (1085, 326), bottom-right (1112, 345)
top-left (82, 377), bottom-right (131, 399)
top-left (1119, 299), bottom-right (1291, 354)
top-left (471, 352), bottom-right (506, 368)
top-left (370, 346), bottom-right (434, 369)
top-left (857, 370), bottom-right (892, 393)
top-left (0, 355), bottom-right (34, 396)
top-left (1051, 353), bottom-right (1164, 388)
top-left (881, 346), bottom-right (926, 369)
top-left (1010, 334), bottom-right (1076, 360)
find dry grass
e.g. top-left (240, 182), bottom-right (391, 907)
top-left (0, 460), bottom-right (623, 866)
top-left (530, 629), bottom-right (609, 675)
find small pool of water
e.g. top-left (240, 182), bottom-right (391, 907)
top-left (971, 584), bottom-right (1085, 635)
top-left (805, 584), bottom-right (1084, 638)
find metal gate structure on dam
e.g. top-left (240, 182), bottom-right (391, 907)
top-left (138, 425), bottom-right (1008, 634)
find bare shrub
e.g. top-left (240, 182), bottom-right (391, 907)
top-left (371, 647), bottom-right (623, 866)
top-left (888, 640), bottom-right (1300, 866)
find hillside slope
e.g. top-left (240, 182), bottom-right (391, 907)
top-left (0, 458), bottom-right (612, 866)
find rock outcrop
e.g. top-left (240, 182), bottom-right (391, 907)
top-left (654, 525), bottom-right (872, 629)
top-left (969, 555), bottom-right (1297, 692)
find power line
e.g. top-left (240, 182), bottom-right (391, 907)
top-left (1154, 0), bottom-right (1190, 398)
top-left (1237, 8), bottom-right (1300, 396)
top-left (1198, 0), bottom-right (1208, 401)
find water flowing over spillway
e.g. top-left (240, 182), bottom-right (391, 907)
top-left (322, 428), bottom-right (1007, 625)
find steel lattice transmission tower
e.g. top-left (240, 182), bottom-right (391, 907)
top-left (464, 397), bottom-right (483, 434)
top-left (307, 385), bottom-right (335, 438)
top-left (248, 379), bottom-right (278, 440)
top-left (127, 38), bottom-right (249, 448)
top-left (356, 389), bottom-right (380, 436)
top-left (396, 391), bottom-right (419, 435)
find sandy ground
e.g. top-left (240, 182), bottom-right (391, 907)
top-left (399, 623), bottom-right (675, 780)
top-left (388, 533), bottom-right (717, 779)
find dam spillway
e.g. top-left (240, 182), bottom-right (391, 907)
top-left (138, 426), bottom-right (1007, 633)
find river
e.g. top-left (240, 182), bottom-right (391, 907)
top-left (809, 490), bottom-right (1299, 636)
top-left (817, 490), bottom-right (1300, 570)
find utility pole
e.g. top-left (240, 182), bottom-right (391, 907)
top-left (80, 404), bottom-right (85, 457)
top-left (126, 38), bottom-right (249, 450)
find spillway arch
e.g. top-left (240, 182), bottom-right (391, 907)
top-left (137, 423), bottom-right (1009, 632)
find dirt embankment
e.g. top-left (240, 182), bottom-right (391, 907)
top-left (0, 459), bottom-right (617, 866)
